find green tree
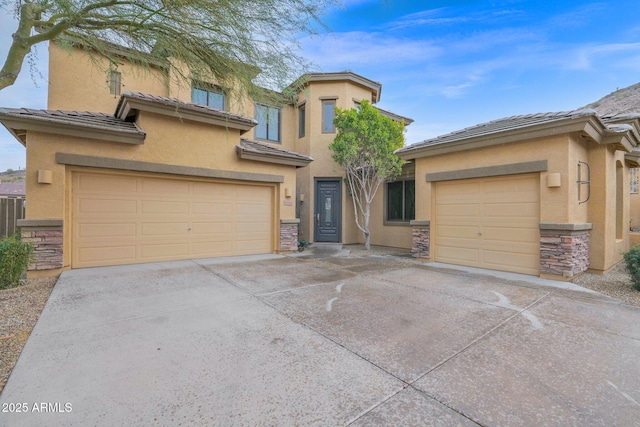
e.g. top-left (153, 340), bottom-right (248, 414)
top-left (330, 100), bottom-right (405, 250)
top-left (0, 0), bottom-right (334, 94)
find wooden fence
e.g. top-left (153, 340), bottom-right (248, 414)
top-left (0, 197), bottom-right (26, 238)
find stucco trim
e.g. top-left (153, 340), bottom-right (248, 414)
top-left (318, 96), bottom-right (339, 100)
top-left (281, 218), bottom-right (301, 224)
top-left (410, 220), bottom-right (431, 226)
top-left (539, 223), bottom-right (593, 231)
top-left (17, 219), bottom-right (63, 228)
top-left (55, 153), bottom-right (285, 183)
top-left (625, 152), bottom-right (640, 167)
top-left (426, 160), bottom-right (548, 182)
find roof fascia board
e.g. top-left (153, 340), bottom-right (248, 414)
top-left (0, 116), bottom-right (145, 145)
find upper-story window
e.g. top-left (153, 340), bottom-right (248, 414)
top-left (386, 179), bottom-right (415, 222)
top-left (298, 104), bottom-right (306, 138)
top-left (255, 103), bottom-right (281, 143)
top-left (108, 70), bottom-right (121, 96)
top-left (192, 83), bottom-right (225, 110)
top-left (322, 99), bottom-right (336, 133)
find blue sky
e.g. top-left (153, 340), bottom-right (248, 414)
top-left (1, 0), bottom-right (640, 171)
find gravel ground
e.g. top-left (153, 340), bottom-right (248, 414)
top-left (1, 249), bottom-right (639, 395)
top-left (571, 262), bottom-right (640, 307)
top-left (0, 277), bottom-right (57, 394)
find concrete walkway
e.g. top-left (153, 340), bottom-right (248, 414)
top-left (1, 250), bottom-right (639, 426)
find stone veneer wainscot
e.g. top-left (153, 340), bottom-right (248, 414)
top-left (17, 219), bottom-right (64, 270)
top-left (539, 223), bottom-right (592, 278)
top-left (280, 219), bottom-right (300, 252)
top-left (410, 220), bottom-right (430, 258)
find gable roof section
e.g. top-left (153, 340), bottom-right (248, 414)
top-left (116, 92), bottom-right (257, 133)
top-left (397, 109), bottom-right (640, 159)
top-left (0, 108), bottom-right (146, 146)
top-left (236, 139), bottom-right (313, 168)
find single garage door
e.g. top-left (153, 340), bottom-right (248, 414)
top-left (71, 171), bottom-right (273, 268)
top-left (435, 173), bottom-right (539, 275)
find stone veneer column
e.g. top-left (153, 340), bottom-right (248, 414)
top-left (17, 219), bottom-right (64, 271)
top-left (410, 220), bottom-right (431, 258)
top-left (280, 219), bottom-right (300, 252)
top-left (539, 223), bottom-right (592, 278)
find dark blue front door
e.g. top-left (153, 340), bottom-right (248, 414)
top-left (314, 179), bottom-right (342, 242)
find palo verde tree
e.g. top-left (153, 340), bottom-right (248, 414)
top-left (0, 0), bottom-right (334, 96)
top-left (330, 100), bottom-right (405, 250)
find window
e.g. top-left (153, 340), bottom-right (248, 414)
top-left (109, 71), bottom-right (121, 96)
top-left (631, 168), bottom-right (639, 194)
top-left (192, 84), bottom-right (225, 110)
top-left (322, 100), bottom-right (336, 133)
top-left (255, 103), bottom-right (281, 142)
top-left (298, 105), bottom-right (306, 138)
top-left (386, 179), bottom-right (415, 222)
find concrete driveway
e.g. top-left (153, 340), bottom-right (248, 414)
top-left (1, 251), bottom-right (639, 426)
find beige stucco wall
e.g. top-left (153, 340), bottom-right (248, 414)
top-left (24, 111), bottom-right (298, 271)
top-left (48, 42), bottom-right (169, 113)
top-left (411, 134), bottom-right (631, 273)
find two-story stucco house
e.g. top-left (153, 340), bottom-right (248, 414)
top-left (0, 40), bottom-right (412, 278)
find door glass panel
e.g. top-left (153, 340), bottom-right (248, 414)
top-left (324, 196), bottom-right (332, 223)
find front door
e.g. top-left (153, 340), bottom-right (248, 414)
top-left (314, 178), bottom-right (342, 242)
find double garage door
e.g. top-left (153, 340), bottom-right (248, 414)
top-left (71, 171), bottom-right (274, 268)
top-left (435, 174), bottom-right (540, 275)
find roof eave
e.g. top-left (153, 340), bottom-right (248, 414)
top-left (118, 95), bottom-right (256, 133)
top-left (235, 145), bottom-right (313, 168)
top-left (0, 114), bottom-right (145, 145)
top-left (298, 72), bottom-right (382, 103)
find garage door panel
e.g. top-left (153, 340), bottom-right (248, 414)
top-left (437, 246), bottom-right (480, 263)
top-left (438, 225), bottom-right (480, 239)
top-left (482, 227), bottom-right (539, 244)
top-left (141, 222), bottom-right (189, 236)
top-left (76, 173), bottom-right (138, 193)
top-left (141, 178), bottom-right (189, 196)
top-left (77, 198), bottom-right (138, 214)
top-left (482, 250), bottom-right (539, 275)
top-left (75, 245), bottom-right (137, 265)
top-left (76, 223), bottom-right (137, 238)
top-left (140, 242), bottom-right (190, 259)
top-left (482, 202), bottom-right (538, 218)
top-left (435, 174), bottom-right (539, 275)
top-left (192, 202), bottom-right (234, 216)
top-left (437, 204), bottom-right (480, 219)
top-left (141, 200), bottom-right (190, 215)
top-left (72, 172), bottom-right (274, 268)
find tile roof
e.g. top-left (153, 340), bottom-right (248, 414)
top-left (237, 139), bottom-right (313, 167)
top-left (398, 109), bottom-right (599, 154)
top-left (118, 92), bottom-right (257, 128)
top-left (0, 182), bottom-right (25, 196)
top-left (0, 108), bottom-right (145, 136)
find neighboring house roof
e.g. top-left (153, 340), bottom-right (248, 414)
top-left (397, 109), bottom-right (640, 159)
top-left (116, 92), bottom-right (257, 133)
top-left (236, 139), bottom-right (313, 168)
top-left (293, 71), bottom-right (383, 103)
top-left (0, 182), bottom-right (25, 197)
top-left (0, 108), bottom-right (146, 145)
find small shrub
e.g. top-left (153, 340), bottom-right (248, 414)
top-left (623, 246), bottom-right (640, 291)
top-left (0, 234), bottom-right (33, 290)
